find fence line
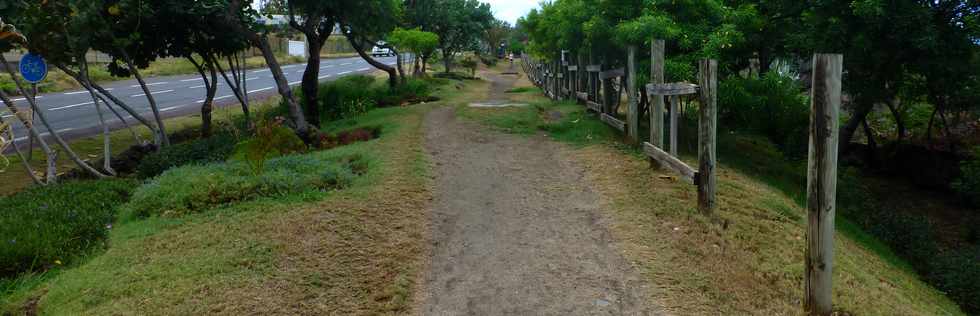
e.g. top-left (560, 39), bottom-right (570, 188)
top-left (521, 40), bottom-right (843, 316)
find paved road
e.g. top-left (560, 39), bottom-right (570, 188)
top-left (1, 55), bottom-right (401, 147)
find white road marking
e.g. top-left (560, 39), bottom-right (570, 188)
top-left (1, 114), bottom-right (12, 119)
top-left (295, 69), bottom-right (305, 73)
top-left (190, 85), bottom-right (205, 89)
top-left (160, 106), bottom-right (180, 112)
top-left (245, 77), bottom-right (259, 81)
top-left (248, 87), bottom-right (273, 93)
top-left (341, 62), bottom-right (352, 66)
top-left (50, 101), bottom-right (95, 111)
top-left (130, 89), bottom-right (174, 97)
top-left (180, 78), bottom-right (202, 82)
top-left (318, 75), bottom-right (331, 79)
top-left (357, 68), bottom-right (370, 71)
top-left (11, 96), bottom-right (43, 102)
top-left (215, 95), bottom-right (233, 100)
top-left (15, 136), bottom-right (27, 142)
top-left (64, 91), bottom-right (90, 95)
top-left (282, 64), bottom-right (300, 69)
top-left (288, 81), bottom-right (301, 86)
top-left (322, 65), bottom-right (334, 69)
top-left (129, 82), bottom-right (168, 88)
top-left (250, 69), bottom-right (269, 73)
top-left (338, 71), bottom-right (352, 75)
top-left (56, 128), bottom-right (74, 133)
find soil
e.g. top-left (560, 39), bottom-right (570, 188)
top-left (417, 71), bottom-right (662, 315)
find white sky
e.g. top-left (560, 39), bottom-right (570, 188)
top-left (251, 1), bottom-right (539, 25)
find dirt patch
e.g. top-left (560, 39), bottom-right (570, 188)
top-left (417, 104), bottom-right (662, 314)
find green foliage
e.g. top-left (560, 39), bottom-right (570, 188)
top-left (303, 75), bottom-right (436, 123)
top-left (231, 118), bottom-right (307, 174)
top-left (953, 147), bottom-right (980, 209)
top-left (407, 0), bottom-right (494, 72)
top-left (479, 55), bottom-right (498, 67)
top-left (928, 245), bottom-right (980, 314)
top-left (718, 72), bottom-right (809, 157)
top-left (460, 56), bottom-right (478, 76)
top-left (387, 27), bottom-right (440, 61)
top-left (135, 134), bottom-right (238, 179)
top-left (122, 154), bottom-right (359, 219)
top-left (0, 179), bottom-right (134, 278)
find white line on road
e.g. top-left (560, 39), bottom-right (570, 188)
top-left (190, 85), bottom-right (205, 89)
top-left (337, 71), bottom-right (352, 75)
top-left (318, 75), bottom-right (331, 79)
top-left (11, 96), bottom-right (43, 102)
top-left (288, 81), bottom-right (301, 86)
top-left (248, 87), bottom-right (273, 93)
top-left (130, 82), bottom-right (168, 88)
top-left (56, 128), bottom-right (74, 133)
top-left (160, 106), bottom-right (180, 112)
top-left (63, 91), bottom-right (90, 95)
top-left (215, 95), bottom-right (233, 100)
top-left (341, 63), bottom-right (352, 66)
top-left (295, 69), bottom-right (305, 73)
top-left (50, 101), bottom-right (95, 111)
top-left (250, 69), bottom-right (269, 74)
top-left (282, 64), bottom-right (301, 69)
top-left (180, 78), bottom-right (202, 82)
top-left (245, 77), bottom-right (260, 81)
top-left (357, 68), bottom-right (370, 71)
top-left (130, 90), bottom-right (175, 98)
top-left (322, 65), bottom-right (334, 68)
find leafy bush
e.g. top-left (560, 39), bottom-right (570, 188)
top-left (136, 133), bottom-right (237, 179)
top-left (231, 117), bottom-right (307, 174)
top-left (0, 179), bottom-right (134, 277)
top-left (315, 127), bottom-right (380, 150)
top-left (953, 147), bottom-right (980, 208)
top-left (928, 245), bottom-right (980, 314)
top-left (460, 57), bottom-right (479, 76)
top-left (317, 75), bottom-right (382, 121)
top-left (479, 55), bottom-right (498, 67)
top-left (122, 154), bottom-right (358, 219)
top-left (718, 72), bottom-right (810, 157)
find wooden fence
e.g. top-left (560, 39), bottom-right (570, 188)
top-left (522, 39), bottom-right (844, 316)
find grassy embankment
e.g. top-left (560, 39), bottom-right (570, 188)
top-left (0, 70), bottom-right (475, 314)
top-left (456, 69), bottom-right (964, 315)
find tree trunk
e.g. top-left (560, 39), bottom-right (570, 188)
top-left (0, 92), bottom-right (54, 183)
top-left (79, 60), bottom-right (115, 175)
top-left (56, 65), bottom-right (159, 142)
top-left (862, 118), bottom-right (877, 166)
top-left (189, 56), bottom-right (217, 137)
top-left (1, 117), bottom-right (44, 184)
top-left (443, 49), bottom-right (453, 73)
top-left (122, 52), bottom-right (170, 146)
top-left (216, 54), bottom-right (251, 129)
top-left (301, 34), bottom-right (326, 127)
top-left (393, 49), bottom-right (406, 83)
top-left (885, 98), bottom-right (906, 142)
top-left (346, 33), bottom-right (399, 88)
top-left (839, 102), bottom-right (873, 156)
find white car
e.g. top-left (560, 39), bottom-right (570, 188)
top-left (371, 45), bottom-right (394, 57)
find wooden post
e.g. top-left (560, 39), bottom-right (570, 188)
top-left (670, 95), bottom-right (679, 156)
top-left (554, 57), bottom-right (561, 100)
top-left (650, 40), bottom-right (666, 149)
top-left (697, 59), bottom-right (717, 214)
top-left (804, 53), bottom-right (842, 316)
top-left (627, 45), bottom-right (639, 143)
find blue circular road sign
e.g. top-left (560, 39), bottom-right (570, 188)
top-left (19, 53), bottom-right (48, 84)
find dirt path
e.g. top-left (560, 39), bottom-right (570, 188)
top-left (417, 73), bottom-right (661, 315)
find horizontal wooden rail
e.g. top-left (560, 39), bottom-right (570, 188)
top-left (600, 68), bottom-right (625, 80)
top-left (601, 113), bottom-right (626, 132)
top-left (586, 65), bottom-right (601, 72)
top-left (643, 142), bottom-right (696, 183)
top-left (586, 101), bottom-right (602, 112)
top-left (576, 92), bottom-right (589, 101)
top-left (646, 82), bottom-right (698, 96)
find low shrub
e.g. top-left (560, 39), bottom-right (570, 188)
top-left (136, 133), bottom-right (237, 179)
top-left (479, 55), bottom-right (498, 67)
top-left (231, 117), bottom-right (307, 174)
top-left (312, 75), bottom-right (435, 121)
top-left (0, 179), bottom-right (134, 278)
top-left (315, 127), bottom-right (381, 150)
top-left (121, 154), bottom-right (358, 219)
top-left (928, 245), bottom-right (980, 314)
top-left (718, 72), bottom-right (810, 158)
top-left (952, 147), bottom-right (980, 209)
top-left (460, 57), bottom-right (479, 77)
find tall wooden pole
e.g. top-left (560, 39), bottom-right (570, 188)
top-left (627, 45), bottom-right (639, 143)
top-left (697, 59), bottom-right (717, 214)
top-left (804, 53), bottom-right (843, 316)
top-left (650, 40), bottom-right (666, 149)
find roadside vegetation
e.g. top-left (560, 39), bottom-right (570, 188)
top-left (0, 71), bottom-right (462, 313)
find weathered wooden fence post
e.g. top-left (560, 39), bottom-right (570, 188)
top-left (697, 59), bottom-right (717, 214)
top-left (650, 40), bottom-right (666, 156)
top-left (804, 53), bottom-right (843, 316)
top-left (627, 45), bottom-right (639, 143)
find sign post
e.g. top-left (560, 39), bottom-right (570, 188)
top-left (19, 53), bottom-right (47, 160)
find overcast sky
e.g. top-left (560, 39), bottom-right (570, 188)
top-left (251, 1), bottom-right (538, 25)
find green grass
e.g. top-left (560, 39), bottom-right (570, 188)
top-left (504, 87), bottom-right (540, 94)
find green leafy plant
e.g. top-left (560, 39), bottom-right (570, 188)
top-left (953, 147), bottom-right (980, 209)
top-left (232, 117), bottom-right (307, 174)
top-left (135, 133), bottom-right (238, 179)
top-left (460, 56), bottom-right (479, 77)
top-left (121, 155), bottom-right (358, 219)
top-left (0, 179), bottom-right (134, 278)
